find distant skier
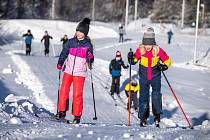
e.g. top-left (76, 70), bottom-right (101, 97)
top-left (60, 35), bottom-right (68, 46)
top-left (22, 29), bottom-right (34, 56)
top-left (128, 27), bottom-right (171, 127)
top-left (56, 18), bottom-right (94, 124)
top-left (41, 31), bottom-right (53, 56)
top-left (119, 24), bottom-right (125, 43)
top-left (167, 29), bottom-right (173, 44)
top-left (109, 51), bottom-right (129, 96)
top-left (124, 80), bottom-right (140, 111)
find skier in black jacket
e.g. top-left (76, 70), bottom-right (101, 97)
top-left (41, 31), bottom-right (53, 56)
top-left (60, 35), bottom-right (68, 46)
top-left (109, 51), bottom-right (129, 95)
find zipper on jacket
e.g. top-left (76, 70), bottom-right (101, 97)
top-left (71, 41), bottom-right (79, 75)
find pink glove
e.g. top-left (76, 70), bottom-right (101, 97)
top-left (57, 64), bottom-right (62, 71)
top-left (87, 52), bottom-right (93, 60)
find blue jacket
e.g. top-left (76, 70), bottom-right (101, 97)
top-left (23, 33), bottom-right (33, 45)
top-left (109, 58), bottom-right (128, 77)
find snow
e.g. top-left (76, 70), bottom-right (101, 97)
top-left (8, 117), bottom-right (23, 125)
top-left (161, 118), bottom-right (177, 127)
top-left (88, 131), bottom-right (93, 135)
top-left (123, 133), bottom-right (131, 138)
top-left (0, 19), bottom-right (210, 139)
top-left (76, 133), bottom-right (82, 138)
top-left (0, 19), bottom-right (118, 44)
top-left (2, 68), bottom-right (13, 74)
top-left (5, 94), bottom-right (28, 103)
top-left (8, 50), bottom-right (55, 112)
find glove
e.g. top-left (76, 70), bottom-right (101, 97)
top-left (57, 64), bottom-right (62, 71)
top-left (126, 64), bottom-right (129, 69)
top-left (88, 63), bottom-right (92, 70)
top-left (157, 63), bottom-right (168, 71)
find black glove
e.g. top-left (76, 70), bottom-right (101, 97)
top-left (157, 63), bottom-right (168, 71)
top-left (88, 63), bottom-right (92, 70)
top-left (127, 51), bottom-right (134, 65)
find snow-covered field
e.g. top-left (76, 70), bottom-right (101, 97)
top-left (0, 19), bottom-right (210, 140)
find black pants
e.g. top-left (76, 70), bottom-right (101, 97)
top-left (44, 45), bottom-right (49, 56)
top-left (127, 92), bottom-right (138, 110)
top-left (26, 44), bottom-right (31, 56)
top-left (110, 77), bottom-right (120, 95)
top-left (168, 37), bottom-right (171, 44)
top-left (119, 34), bottom-right (124, 43)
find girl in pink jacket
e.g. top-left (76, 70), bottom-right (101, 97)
top-left (56, 18), bottom-right (94, 124)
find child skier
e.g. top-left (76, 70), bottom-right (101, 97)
top-left (109, 51), bottom-right (129, 95)
top-left (128, 27), bottom-right (171, 127)
top-left (41, 31), bottom-right (53, 56)
top-left (124, 80), bottom-right (140, 111)
top-left (56, 18), bottom-right (94, 124)
top-left (22, 29), bottom-right (34, 56)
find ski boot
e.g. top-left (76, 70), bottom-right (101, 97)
top-left (154, 114), bottom-right (160, 127)
top-left (54, 111), bottom-right (66, 120)
top-left (140, 118), bottom-right (147, 127)
top-left (72, 116), bottom-right (81, 124)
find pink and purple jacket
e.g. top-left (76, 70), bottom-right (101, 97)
top-left (57, 37), bottom-right (94, 77)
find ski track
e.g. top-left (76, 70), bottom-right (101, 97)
top-left (5, 50), bottom-right (55, 113)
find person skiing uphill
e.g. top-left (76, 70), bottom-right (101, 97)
top-left (61, 35), bottom-right (68, 46)
top-left (128, 27), bottom-right (171, 127)
top-left (119, 24), bottom-right (125, 43)
top-left (167, 29), bottom-right (173, 44)
top-left (56, 18), bottom-right (94, 124)
top-left (109, 51), bottom-right (129, 96)
top-left (124, 80), bottom-right (140, 111)
top-left (41, 31), bottom-right (53, 56)
top-left (22, 29), bottom-right (34, 56)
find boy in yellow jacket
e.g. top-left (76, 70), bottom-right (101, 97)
top-left (124, 80), bottom-right (140, 111)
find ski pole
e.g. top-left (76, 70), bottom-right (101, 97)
top-left (56, 70), bottom-right (62, 114)
top-left (162, 71), bottom-right (193, 129)
top-left (90, 69), bottom-right (97, 120)
top-left (127, 48), bottom-right (133, 127)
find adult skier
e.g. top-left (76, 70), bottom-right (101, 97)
top-left (167, 29), bottom-right (173, 44)
top-left (60, 35), bottom-right (68, 46)
top-left (55, 18), bottom-right (94, 124)
top-left (22, 29), bottom-right (34, 56)
top-left (128, 27), bottom-right (171, 127)
top-left (41, 31), bottom-right (53, 56)
top-left (119, 24), bottom-right (125, 43)
top-left (109, 51), bottom-right (129, 96)
top-left (124, 80), bottom-right (140, 111)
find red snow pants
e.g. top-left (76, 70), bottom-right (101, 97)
top-left (58, 72), bottom-right (85, 117)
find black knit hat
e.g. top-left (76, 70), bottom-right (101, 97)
top-left (76, 18), bottom-right (91, 36)
top-left (142, 27), bottom-right (156, 45)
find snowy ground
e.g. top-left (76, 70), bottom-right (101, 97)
top-left (0, 19), bottom-right (210, 140)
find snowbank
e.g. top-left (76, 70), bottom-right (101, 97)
top-left (0, 94), bottom-right (52, 124)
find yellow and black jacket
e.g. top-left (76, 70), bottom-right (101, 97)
top-left (133, 45), bottom-right (171, 80)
